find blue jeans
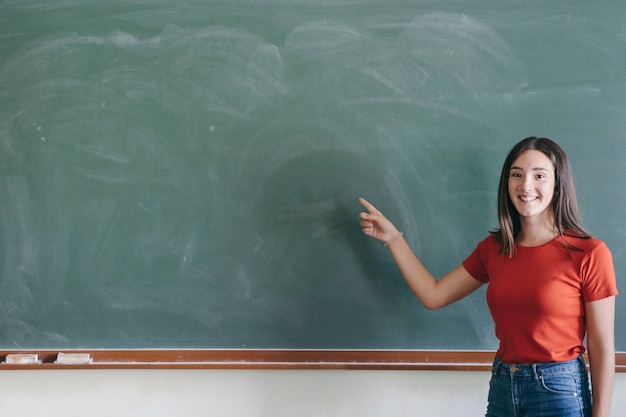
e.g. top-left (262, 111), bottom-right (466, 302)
top-left (486, 356), bottom-right (592, 417)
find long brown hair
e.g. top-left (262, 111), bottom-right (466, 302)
top-left (493, 137), bottom-right (590, 257)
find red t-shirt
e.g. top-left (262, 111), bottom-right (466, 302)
top-left (463, 234), bottom-right (618, 364)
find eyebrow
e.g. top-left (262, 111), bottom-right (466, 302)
top-left (510, 166), bottom-right (552, 172)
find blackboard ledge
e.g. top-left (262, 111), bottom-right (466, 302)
top-left (0, 350), bottom-right (625, 371)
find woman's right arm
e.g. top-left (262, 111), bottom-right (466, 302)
top-left (358, 197), bottom-right (483, 310)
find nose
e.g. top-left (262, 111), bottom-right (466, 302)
top-left (520, 175), bottom-right (534, 191)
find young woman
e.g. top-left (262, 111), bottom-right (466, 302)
top-left (359, 137), bottom-right (618, 417)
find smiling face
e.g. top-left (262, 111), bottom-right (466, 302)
top-left (507, 149), bottom-right (556, 222)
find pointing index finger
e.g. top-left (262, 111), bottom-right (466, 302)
top-left (358, 197), bottom-right (380, 214)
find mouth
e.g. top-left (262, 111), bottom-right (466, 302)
top-left (518, 195), bottom-right (538, 202)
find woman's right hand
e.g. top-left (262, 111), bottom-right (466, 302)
top-left (359, 197), bottom-right (482, 309)
top-left (358, 197), bottom-right (401, 244)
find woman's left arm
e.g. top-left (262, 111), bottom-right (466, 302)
top-left (586, 296), bottom-right (616, 417)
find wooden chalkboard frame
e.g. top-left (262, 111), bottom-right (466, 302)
top-left (0, 350), bottom-right (624, 371)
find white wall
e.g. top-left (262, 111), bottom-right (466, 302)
top-left (0, 370), bottom-right (624, 416)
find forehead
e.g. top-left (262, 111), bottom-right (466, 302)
top-left (510, 149), bottom-right (554, 170)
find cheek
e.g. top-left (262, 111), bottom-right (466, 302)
top-left (547, 183), bottom-right (556, 201)
top-left (507, 181), bottom-right (516, 200)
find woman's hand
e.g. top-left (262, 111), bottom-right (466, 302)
top-left (358, 197), bottom-right (482, 309)
top-left (358, 197), bottom-right (401, 243)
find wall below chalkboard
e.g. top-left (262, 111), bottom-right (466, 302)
top-left (0, 0), bottom-right (624, 354)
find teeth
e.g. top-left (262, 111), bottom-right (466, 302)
top-left (520, 196), bottom-right (537, 202)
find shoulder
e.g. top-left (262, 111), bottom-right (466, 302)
top-left (562, 236), bottom-right (618, 299)
top-left (562, 234), bottom-right (611, 255)
top-left (463, 234), bottom-right (501, 267)
top-left (561, 234), bottom-right (615, 277)
top-left (476, 233), bottom-right (501, 252)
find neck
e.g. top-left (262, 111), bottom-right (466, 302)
top-left (517, 215), bottom-right (557, 247)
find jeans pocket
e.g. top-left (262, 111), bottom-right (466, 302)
top-left (539, 373), bottom-right (578, 396)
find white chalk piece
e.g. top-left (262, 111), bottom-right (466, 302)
top-left (55, 352), bottom-right (92, 364)
top-left (4, 353), bottom-right (40, 364)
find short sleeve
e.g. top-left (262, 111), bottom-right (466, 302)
top-left (581, 240), bottom-right (619, 302)
top-left (462, 238), bottom-right (491, 283)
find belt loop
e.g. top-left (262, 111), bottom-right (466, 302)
top-left (531, 364), bottom-right (539, 382)
top-left (493, 357), bottom-right (502, 375)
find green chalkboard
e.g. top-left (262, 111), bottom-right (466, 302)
top-left (0, 0), bottom-right (624, 352)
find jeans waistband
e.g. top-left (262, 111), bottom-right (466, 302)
top-left (492, 356), bottom-right (586, 378)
